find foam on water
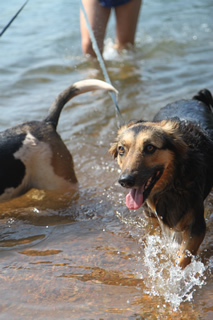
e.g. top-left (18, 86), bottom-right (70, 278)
top-left (140, 234), bottom-right (207, 310)
top-left (103, 38), bottom-right (135, 62)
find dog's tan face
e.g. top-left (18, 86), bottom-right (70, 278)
top-left (109, 120), bottom-right (187, 210)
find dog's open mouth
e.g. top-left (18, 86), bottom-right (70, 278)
top-left (126, 170), bottom-right (163, 210)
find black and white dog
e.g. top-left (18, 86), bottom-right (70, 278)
top-left (0, 79), bottom-right (117, 202)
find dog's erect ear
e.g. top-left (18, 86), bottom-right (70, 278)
top-left (109, 142), bottom-right (118, 158)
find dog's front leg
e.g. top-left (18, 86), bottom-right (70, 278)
top-left (177, 213), bottom-right (206, 268)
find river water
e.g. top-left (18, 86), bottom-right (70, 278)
top-left (0, 0), bottom-right (213, 319)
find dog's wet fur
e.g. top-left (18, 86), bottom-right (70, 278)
top-left (0, 79), bottom-right (116, 202)
top-left (109, 89), bottom-right (213, 268)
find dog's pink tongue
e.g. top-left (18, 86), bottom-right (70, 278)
top-left (126, 186), bottom-right (144, 210)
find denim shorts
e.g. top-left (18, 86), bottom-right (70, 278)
top-left (99, 0), bottom-right (132, 8)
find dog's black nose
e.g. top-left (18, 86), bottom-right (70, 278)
top-left (118, 174), bottom-right (135, 188)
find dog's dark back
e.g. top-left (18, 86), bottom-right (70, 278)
top-left (153, 89), bottom-right (213, 138)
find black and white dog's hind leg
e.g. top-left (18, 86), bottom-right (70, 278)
top-left (0, 79), bottom-right (117, 202)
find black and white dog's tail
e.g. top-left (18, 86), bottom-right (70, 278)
top-left (193, 89), bottom-right (213, 113)
top-left (45, 79), bottom-right (118, 129)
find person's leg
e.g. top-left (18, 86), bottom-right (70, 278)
top-left (114, 0), bottom-right (142, 50)
top-left (80, 0), bottom-right (111, 57)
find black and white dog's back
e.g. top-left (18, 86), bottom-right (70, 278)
top-left (0, 79), bottom-right (117, 202)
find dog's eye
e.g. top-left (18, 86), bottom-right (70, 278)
top-left (118, 146), bottom-right (125, 156)
top-left (144, 144), bottom-right (156, 154)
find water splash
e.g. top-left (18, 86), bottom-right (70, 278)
top-left (141, 234), bottom-right (206, 310)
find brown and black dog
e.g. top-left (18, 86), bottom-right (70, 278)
top-left (0, 79), bottom-right (117, 202)
top-left (109, 89), bottom-right (213, 268)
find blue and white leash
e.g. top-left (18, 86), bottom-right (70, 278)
top-left (80, 1), bottom-right (124, 126)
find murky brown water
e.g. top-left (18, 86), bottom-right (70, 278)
top-left (0, 0), bottom-right (213, 319)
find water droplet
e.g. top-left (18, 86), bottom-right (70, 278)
top-left (142, 234), bottom-right (206, 310)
